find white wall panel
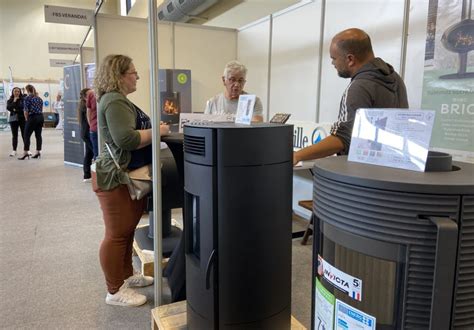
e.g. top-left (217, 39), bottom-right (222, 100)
top-left (270, 2), bottom-right (321, 121)
top-left (238, 18), bottom-right (271, 119)
top-left (96, 15), bottom-right (173, 113)
top-left (319, 0), bottom-right (406, 123)
top-left (174, 25), bottom-right (237, 113)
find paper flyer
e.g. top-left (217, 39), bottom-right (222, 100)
top-left (235, 94), bottom-right (256, 125)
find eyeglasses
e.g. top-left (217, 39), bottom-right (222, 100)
top-left (226, 77), bottom-right (246, 85)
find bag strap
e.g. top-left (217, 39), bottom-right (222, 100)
top-left (105, 143), bottom-right (121, 170)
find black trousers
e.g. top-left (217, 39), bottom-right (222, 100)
top-left (82, 128), bottom-right (94, 179)
top-left (24, 115), bottom-right (44, 151)
top-left (9, 120), bottom-right (25, 151)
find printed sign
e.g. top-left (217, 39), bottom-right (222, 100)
top-left (348, 109), bottom-right (436, 172)
top-left (50, 59), bottom-right (74, 67)
top-left (179, 113), bottom-right (234, 133)
top-left (44, 5), bottom-right (94, 26)
top-left (288, 120), bottom-right (332, 151)
top-left (335, 299), bottom-right (376, 330)
top-left (315, 278), bottom-right (335, 330)
top-left (318, 255), bottom-right (362, 301)
top-left (48, 42), bottom-right (81, 54)
top-left (235, 94), bottom-right (256, 125)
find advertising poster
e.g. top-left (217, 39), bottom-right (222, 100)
top-left (421, 0), bottom-right (474, 163)
top-left (63, 64), bottom-right (84, 166)
top-left (84, 63), bottom-right (96, 89)
top-left (0, 82), bottom-right (8, 131)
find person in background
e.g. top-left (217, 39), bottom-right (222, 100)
top-left (6, 87), bottom-right (26, 157)
top-left (52, 94), bottom-right (64, 129)
top-left (204, 60), bottom-right (264, 122)
top-left (93, 54), bottom-right (170, 307)
top-left (293, 28), bottom-right (408, 164)
top-left (77, 88), bottom-right (94, 182)
top-left (86, 89), bottom-right (98, 160)
top-left (18, 84), bottom-right (43, 160)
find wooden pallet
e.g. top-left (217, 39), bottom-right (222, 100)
top-left (151, 300), bottom-right (306, 330)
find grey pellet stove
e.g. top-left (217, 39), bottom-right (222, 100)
top-left (311, 154), bottom-right (474, 330)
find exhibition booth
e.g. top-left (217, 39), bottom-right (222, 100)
top-left (50, 0), bottom-right (474, 329)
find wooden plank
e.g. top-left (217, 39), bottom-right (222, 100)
top-left (151, 300), bottom-right (306, 330)
top-left (133, 235), bottom-right (168, 277)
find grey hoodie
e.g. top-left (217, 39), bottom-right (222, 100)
top-left (330, 57), bottom-right (408, 154)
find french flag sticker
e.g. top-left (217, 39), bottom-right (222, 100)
top-left (352, 291), bottom-right (361, 301)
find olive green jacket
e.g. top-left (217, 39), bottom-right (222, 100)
top-left (95, 92), bottom-right (141, 191)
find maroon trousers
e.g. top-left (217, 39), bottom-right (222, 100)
top-left (93, 173), bottom-right (146, 294)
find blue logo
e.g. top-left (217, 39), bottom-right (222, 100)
top-left (44, 100), bottom-right (50, 107)
top-left (311, 126), bottom-right (328, 145)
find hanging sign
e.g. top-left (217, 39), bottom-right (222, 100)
top-left (48, 43), bottom-right (81, 54)
top-left (50, 59), bottom-right (74, 67)
top-left (44, 5), bottom-right (94, 26)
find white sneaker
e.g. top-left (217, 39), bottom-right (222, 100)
top-left (105, 283), bottom-right (147, 307)
top-left (83, 178), bottom-right (92, 183)
top-left (9, 151), bottom-right (16, 157)
top-left (126, 274), bottom-right (154, 288)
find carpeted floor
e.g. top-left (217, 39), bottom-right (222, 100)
top-left (0, 128), bottom-right (313, 329)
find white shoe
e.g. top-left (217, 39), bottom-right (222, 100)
top-left (105, 283), bottom-right (147, 307)
top-left (9, 151), bottom-right (16, 157)
top-left (83, 178), bottom-right (92, 183)
top-left (126, 274), bottom-right (154, 288)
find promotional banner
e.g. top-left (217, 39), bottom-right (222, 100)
top-left (421, 0), bottom-right (474, 163)
top-left (0, 82), bottom-right (8, 131)
top-left (63, 65), bottom-right (84, 166)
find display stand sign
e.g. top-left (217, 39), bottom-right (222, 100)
top-left (50, 59), bottom-right (74, 67)
top-left (235, 94), bottom-right (256, 125)
top-left (179, 113), bottom-right (234, 133)
top-left (348, 109), bottom-right (436, 172)
top-left (48, 43), bottom-right (81, 54)
top-left (44, 5), bottom-right (94, 26)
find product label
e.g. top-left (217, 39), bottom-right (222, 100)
top-left (335, 299), bottom-right (376, 330)
top-left (315, 277), bottom-right (335, 330)
top-left (318, 255), bottom-right (362, 301)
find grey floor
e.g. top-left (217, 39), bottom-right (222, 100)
top-left (0, 128), bottom-right (313, 329)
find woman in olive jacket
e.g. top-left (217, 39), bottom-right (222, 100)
top-left (93, 54), bottom-right (169, 307)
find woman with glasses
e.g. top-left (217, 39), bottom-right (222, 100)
top-left (204, 60), bottom-right (263, 122)
top-left (93, 54), bottom-right (170, 307)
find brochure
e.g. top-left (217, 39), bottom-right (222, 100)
top-left (348, 109), bottom-right (436, 172)
top-left (235, 94), bottom-right (256, 125)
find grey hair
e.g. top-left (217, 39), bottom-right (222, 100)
top-left (223, 60), bottom-right (247, 79)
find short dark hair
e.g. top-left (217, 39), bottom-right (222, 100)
top-left (337, 34), bottom-right (373, 60)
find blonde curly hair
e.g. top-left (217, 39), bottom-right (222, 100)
top-left (94, 54), bottom-right (133, 100)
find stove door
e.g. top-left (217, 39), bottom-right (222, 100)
top-left (184, 161), bottom-right (217, 329)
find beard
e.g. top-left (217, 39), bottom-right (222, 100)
top-left (337, 69), bottom-right (351, 78)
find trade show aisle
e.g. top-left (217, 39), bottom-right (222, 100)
top-left (0, 129), bottom-right (312, 329)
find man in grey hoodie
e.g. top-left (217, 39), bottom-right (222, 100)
top-left (293, 28), bottom-right (408, 164)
